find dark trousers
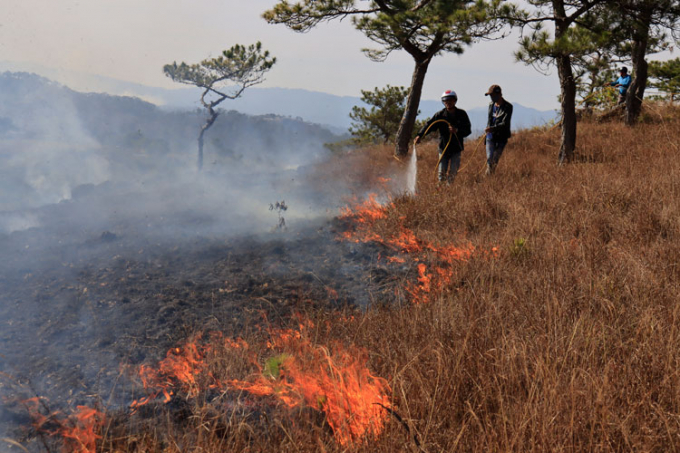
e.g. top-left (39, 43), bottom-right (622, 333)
top-left (485, 140), bottom-right (507, 174)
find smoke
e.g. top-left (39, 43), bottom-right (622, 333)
top-left (0, 211), bottom-right (40, 233)
top-left (0, 72), bottom-right (355, 236)
top-left (0, 72), bottom-right (400, 447)
top-left (0, 72), bottom-right (110, 221)
top-left (5, 141), bottom-right (109, 208)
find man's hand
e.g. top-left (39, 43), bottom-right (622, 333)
top-left (485, 127), bottom-right (492, 133)
top-left (449, 125), bottom-right (457, 135)
top-left (414, 136), bottom-right (421, 145)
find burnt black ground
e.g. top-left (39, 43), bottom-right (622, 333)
top-left (0, 194), bottom-right (411, 450)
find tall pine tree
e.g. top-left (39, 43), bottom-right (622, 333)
top-left (264, 0), bottom-right (511, 157)
top-left (611, 0), bottom-right (679, 124)
top-left (513, 0), bottom-right (607, 163)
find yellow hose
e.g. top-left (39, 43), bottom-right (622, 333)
top-left (458, 134), bottom-right (487, 176)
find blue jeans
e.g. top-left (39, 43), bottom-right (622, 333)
top-left (485, 140), bottom-right (507, 174)
top-left (438, 151), bottom-right (461, 182)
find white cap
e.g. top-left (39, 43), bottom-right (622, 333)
top-left (441, 90), bottom-right (457, 100)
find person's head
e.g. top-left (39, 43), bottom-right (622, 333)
top-left (441, 90), bottom-right (458, 110)
top-left (485, 84), bottom-right (503, 102)
top-left (620, 67), bottom-right (628, 75)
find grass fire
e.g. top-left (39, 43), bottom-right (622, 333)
top-left (2, 104), bottom-right (680, 452)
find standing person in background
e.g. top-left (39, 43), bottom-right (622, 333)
top-left (414, 90), bottom-right (472, 184)
top-left (605, 67), bottom-right (632, 105)
top-left (484, 85), bottom-right (513, 175)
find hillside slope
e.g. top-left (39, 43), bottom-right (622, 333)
top-left (5, 105), bottom-right (678, 452)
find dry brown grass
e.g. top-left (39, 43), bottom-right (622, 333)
top-left (57, 105), bottom-right (680, 452)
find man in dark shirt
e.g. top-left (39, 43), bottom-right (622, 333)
top-left (414, 90), bottom-right (472, 183)
top-left (484, 84), bottom-right (513, 175)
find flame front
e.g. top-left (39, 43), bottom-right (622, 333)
top-left (61, 406), bottom-right (104, 453)
top-left (230, 326), bottom-right (391, 445)
top-left (131, 334), bottom-right (212, 408)
top-left (24, 397), bottom-right (104, 453)
top-left (127, 321), bottom-right (391, 446)
top-left (339, 194), bottom-right (481, 304)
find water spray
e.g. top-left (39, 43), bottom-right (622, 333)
top-left (411, 119), bottom-right (457, 186)
top-left (406, 144), bottom-right (417, 195)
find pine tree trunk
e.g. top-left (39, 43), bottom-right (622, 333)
top-left (395, 58), bottom-right (430, 157)
top-left (625, 11), bottom-right (651, 126)
top-left (197, 108), bottom-right (218, 171)
top-left (551, 0), bottom-right (578, 165)
top-left (557, 54), bottom-right (577, 164)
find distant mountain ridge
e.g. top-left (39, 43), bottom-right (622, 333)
top-left (0, 71), bottom-right (341, 213)
top-left (0, 61), bottom-right (557, 133)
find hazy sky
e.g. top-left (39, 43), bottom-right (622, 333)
top-left (0, 0), bottom-right (633, 111)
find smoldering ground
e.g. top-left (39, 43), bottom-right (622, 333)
top-left (0, 73), bottom-right (412, 448)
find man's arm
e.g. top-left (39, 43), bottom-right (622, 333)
top-left (414, 112), bottom-right (440, 143)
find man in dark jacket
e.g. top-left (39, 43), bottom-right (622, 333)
top-left (414, 89), bottom-right (472, 183)
top-left (484, 84), bottom-right (513, 175)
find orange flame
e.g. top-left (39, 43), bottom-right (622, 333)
top-left (24, 397), bottom-right (104, 453)
top-left (229, 331), bottom-right (391, 445)
top-left (338, 194), bottom-right (387, 224)
top-left (386, 256), bottom-right (406, 264)
top-left (129, 320), bottom-right (391, 446)
top-left (132, 336), bottom-right (210, 407)
top-left (325, 286), bottom-right (339, 300)
top-left (416, 263), bottom-right (431, 292)
top-left (130, 333), bottom-right (238, 409)
top-left (386, 227), bottom-right (421, 253)
top-left (338, 194), bottom-right (484, 304)
top-left (60, 406), bottom-right (104, 453)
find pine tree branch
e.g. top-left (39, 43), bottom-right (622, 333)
top-left (411, 0), bottom-right (435, 12)
top-left (503, 15), bottom-right (558, 24)
top-left (566, 0), bottom-right (602, 25)
top-left (373, 0), bottom-right (396, 14)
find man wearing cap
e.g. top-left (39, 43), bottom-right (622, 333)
top-left (414, 89), bottom-right (472, 183)
top-left (605, 67), bottom-right (632, 105)
top-left (484, 84), bottom-right (513, 175)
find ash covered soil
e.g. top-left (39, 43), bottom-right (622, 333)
top-left (0, 197), bottom-right (410, 442)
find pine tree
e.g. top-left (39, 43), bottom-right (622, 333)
top-left (349, 85), bottom-right (416, 145)
top-left (513, 0), bottom-right (607, 163)
top-left (163, 43), bottom-right (276, 170)
top-left (649, 58), bottom-right (680, 102)
top-left (611, 0), bottom-right (679, 124)
top-left (264, 0), bottom-right (510, 157)
top-left (572, 0), bottom-right (678, 123)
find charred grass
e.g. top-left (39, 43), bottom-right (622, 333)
top-left (27, 105), bottom-right (680, 452)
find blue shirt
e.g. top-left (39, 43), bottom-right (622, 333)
top-left (611, 75), bottom-right (631, 95)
